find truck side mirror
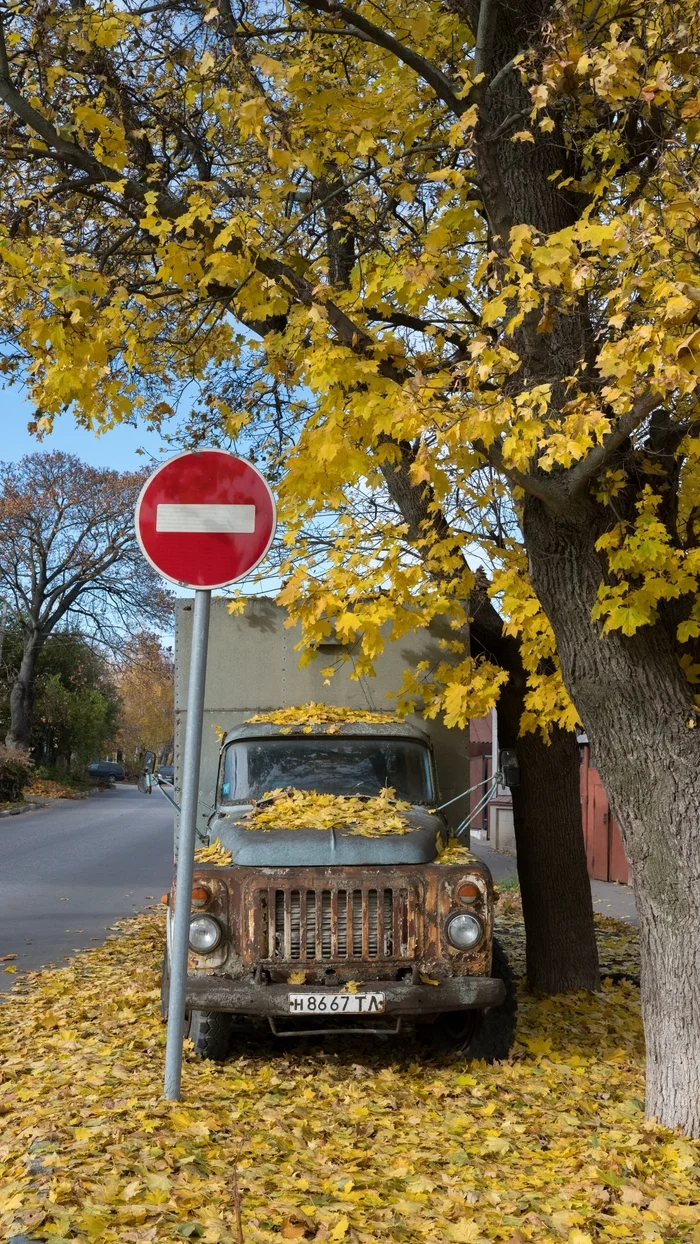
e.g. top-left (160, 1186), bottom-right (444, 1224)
top-left (499, 748), bottom-right (520, 788)
top-left (138, 750), bottom-right (157, 795)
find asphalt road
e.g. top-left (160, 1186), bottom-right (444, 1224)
top-left (0, 783), bottom-right (174, 992)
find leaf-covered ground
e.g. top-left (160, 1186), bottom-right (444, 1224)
top-left (1, 908), bottom-right (698, 1244)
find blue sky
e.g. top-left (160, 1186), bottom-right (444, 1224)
top-left (1, 385), bottom-right (282, 605)
top-left (1, 384), bottom-right (168, 470)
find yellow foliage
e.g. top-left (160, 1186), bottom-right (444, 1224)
top-left (436, 838), bottom-right (480, 864)
top-left (241, 787), bottom-right (414, 837)
top-left (0, 0), bottom-right (699, 741)
top-left (115, 634), bottom-right (174, 760)
top-left (193, 838), bottom-right (233, 866)
top-left (246, 702), bottom-right (401, 728)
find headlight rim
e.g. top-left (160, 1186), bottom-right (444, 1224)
top-left (445, 910), bottom-right (484, 951)
top-left (188, 913), bottom-right (223, 954)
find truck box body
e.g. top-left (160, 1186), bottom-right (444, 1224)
top-left (174, 598), bottom-right (470, 844)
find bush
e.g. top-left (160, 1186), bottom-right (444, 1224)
top-left (33, 764), bottom-right (86, 790)
top-left (0, 745), bottom-right (33, 803)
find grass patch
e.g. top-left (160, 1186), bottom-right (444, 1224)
top-left (493, 874), bottom-right (520, 894)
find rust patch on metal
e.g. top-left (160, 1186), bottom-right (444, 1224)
top-left (190, 862), bottom-right (494, 983)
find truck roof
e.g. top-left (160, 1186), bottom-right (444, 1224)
top-left (222, 720), bottom-right (433, 747)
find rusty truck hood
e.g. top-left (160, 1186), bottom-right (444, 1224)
top-left (208, 805), bottom-right (446, 866)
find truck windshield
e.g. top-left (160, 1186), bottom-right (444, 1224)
top-left (221, 737), bottom-right (434, 804)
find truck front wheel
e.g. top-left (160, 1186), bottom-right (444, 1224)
top-left (421, 937), bottom-right (517, 1061)
top-left (186, 1010), bottom-right (232, 1061)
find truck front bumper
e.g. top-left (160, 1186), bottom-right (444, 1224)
top-left (184, 975), bottom-right (505, 1016)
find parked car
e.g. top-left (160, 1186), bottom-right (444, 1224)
top-left (158, 764), bottom-right (175, 784)
top-left (86, 761), bottom-right (126, 783)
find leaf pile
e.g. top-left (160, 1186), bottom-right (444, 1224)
top-left (194, 839), bottom-right (233, 867)
top-left (2, 910), bottom-right (699, 1244)
top-left (436, 839), bottom-right (480, 866)
top-left (241, 788), bottom-right (413, 838)
top-left (245, 704), bottom-right (401, 733)
top-left (25, 778), bottom-right (87, 801)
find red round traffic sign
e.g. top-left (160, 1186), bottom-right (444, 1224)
top-left (135, 450), bottom-right (276, 590)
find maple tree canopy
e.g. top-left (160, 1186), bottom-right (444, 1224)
top-left (0, 0), bottom-right (696, 735)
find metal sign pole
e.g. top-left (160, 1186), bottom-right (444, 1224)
top-left (164, 588), bottom-right (211, 1100)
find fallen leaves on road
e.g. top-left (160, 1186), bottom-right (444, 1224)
top-left (241, 788), bottom-right (413, 837)
top-left (0, 909), bottom-right (695, 1244)
top-left (493, 889), bottom-right (641, 985)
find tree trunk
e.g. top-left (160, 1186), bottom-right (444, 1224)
top-left (524, 496), bottom-right (700, 1134)
top-left (379, 449), bottom-right (600, 994)
top-left (502, 704), bottom-right (599, 992)
top-left (472, 592), bottom-right (600, 992)
top-left (6, 632), bottom-right (43, 751)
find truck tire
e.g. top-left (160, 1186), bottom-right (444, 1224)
top-left (421, 937), bottom-right (517, 1061)
top-left (463, 937), bottom-right (517, 1062)
top-left (186, 1010), bottom-right (232, 1061)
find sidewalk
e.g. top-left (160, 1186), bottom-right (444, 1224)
top-left (470, 838), bottom-right (638, 924)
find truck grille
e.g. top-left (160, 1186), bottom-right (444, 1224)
top-left (258, 887), bottom-right (417, 961)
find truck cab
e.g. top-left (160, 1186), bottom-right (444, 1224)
top-left (161, 715), bottom-right (516, 1060)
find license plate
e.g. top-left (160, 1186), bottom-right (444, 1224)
top-left (288, 991), bottom-right (385, 1015)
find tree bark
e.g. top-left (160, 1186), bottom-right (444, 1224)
top-left (471, 592), bottom-right (600, 991)
top-left (6, 631), bottom-right (44, 751)
top-left (524, 496), bottom-right (700, 1133)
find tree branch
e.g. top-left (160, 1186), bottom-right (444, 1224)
top-left (486, 54), bottom-right (521, 97)
top-left (297, 0), bottom-right (467, 116)
top-left (0, 19), bottom-right (108, 182)
top-left (0, 15), bottom-right (183, 221)
top-left (567, 393), bottom-right (660, 497)
top-left (481, 438), bottom-right (568, 511)
top-left (473, 0), bottom-right (498, 86)
top-left (365, 307), bottom-right (473, 349)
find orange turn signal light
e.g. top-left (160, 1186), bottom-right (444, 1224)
top-left (456, 881), bottom-right (479, 904)
top-left (160, 894), bottom-right (169, 905)
top-left (191, 885), bottom-right (211, 908)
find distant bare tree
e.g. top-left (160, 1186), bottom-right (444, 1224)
top-left (0, 451), bottom-right (173, 749)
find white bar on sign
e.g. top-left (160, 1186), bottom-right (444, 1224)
top-left (156, 503), bottom-right (256, 534)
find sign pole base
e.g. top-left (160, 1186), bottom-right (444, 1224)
top-left (163, 589), bottom-right (211, 1100)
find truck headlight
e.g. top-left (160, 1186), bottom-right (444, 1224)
top-left (446, 912), bottom-right (483, 950)
top-left (189, 915), bottom-right (222, 954)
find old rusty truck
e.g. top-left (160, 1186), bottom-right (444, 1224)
top-left (148, 599), bottom-right (516, 1061)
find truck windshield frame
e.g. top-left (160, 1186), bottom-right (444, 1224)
top-left (220, 736), bottom-right (435, 806)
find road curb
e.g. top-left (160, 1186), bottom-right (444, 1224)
top-left (0, 802), bottom-right (44, 818)
top-left (0, 787), bottom-right (109, 817)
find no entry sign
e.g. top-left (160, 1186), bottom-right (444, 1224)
top-left (135, 449), bottom-right (277, 1100)
top-left (135, 449), bottom-right (276, 590)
